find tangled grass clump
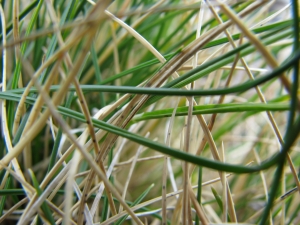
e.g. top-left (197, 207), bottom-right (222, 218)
top-left (0, 0), bottom-right (299, 224)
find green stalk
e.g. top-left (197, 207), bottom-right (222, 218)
top-left (259, 1), bottom-right (300, 224)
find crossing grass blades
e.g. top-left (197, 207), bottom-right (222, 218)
top-left (0, 0), bottom-right (299, 224)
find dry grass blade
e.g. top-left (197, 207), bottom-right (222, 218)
top-left (216, 0), bottom-right (295, 99)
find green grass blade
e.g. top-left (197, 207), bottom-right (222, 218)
top-left (211, 187), bottom-right (223, 213)
top-left (28, 170), bottom-right (55, 225)
top-left (115, 183), bottom-right (154, 225)
top-left (131, 102), bottom-right (289, 124)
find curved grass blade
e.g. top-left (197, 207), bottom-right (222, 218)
top-left (7, 47), bottom-right (299, 98)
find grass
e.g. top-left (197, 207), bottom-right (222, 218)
top-left (0, 0), bottom-right (299, 224)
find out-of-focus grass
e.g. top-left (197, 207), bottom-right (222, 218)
top-left (0, 0), bottom-right (299, 225)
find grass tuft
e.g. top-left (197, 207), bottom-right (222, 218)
top-left (0, 0), bottom-right (299, 224)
